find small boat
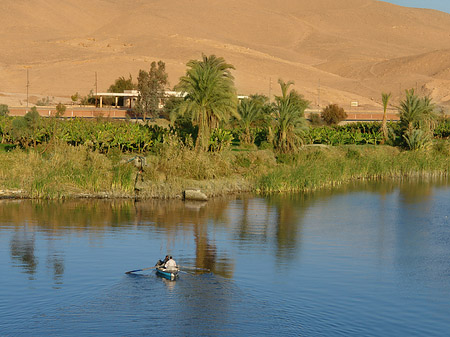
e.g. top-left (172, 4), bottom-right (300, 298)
top-left (155, 266), bottom-right (179, 280)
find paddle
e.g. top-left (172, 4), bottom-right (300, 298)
top-left (125, 266), bottom-right (158, 274)
top-left (178, 266), bottom-right (210, 272)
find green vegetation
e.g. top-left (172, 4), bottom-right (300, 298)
top-left (174, 54), bottom-right (238, 151)
top-left (108, 74), bottom-right (136, 93)
top-left (381, 92), bottom-right (392, 141)
top-left (55, 103), bottom-right (66, 117)
top-left (258, 146), bottom-right (450, 193)
top-left (0, 54), bottom-right (449, 199)
top-left (321, 104), bottom-right (347, 125)
top-left (136, 61), bottom-right (169, 121)
top-left (0, 143), bottom-right (448, 199)
top-left (235, 95), bottom-right (270, 146)
top-left (107, 74), bottom-right (136, 106)
top-left (271, 80), bottom-right (309, 153)
top-left (0, 104), bottom-right (9, 117)
top-left (398, 89), bottom-right (439, 150)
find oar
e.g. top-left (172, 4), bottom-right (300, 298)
top-left (179, 266), bottom-right (210, 271)
top-left (125, 266), bottom-right (158, 274)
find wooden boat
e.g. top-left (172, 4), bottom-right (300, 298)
top-left (156, 266), bottom-right (179, 280)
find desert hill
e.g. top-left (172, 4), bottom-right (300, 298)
top-left (1, 0), bottom-right (450, 110)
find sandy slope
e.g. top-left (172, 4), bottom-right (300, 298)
top-left (1, 0), bottom-right (450, 109)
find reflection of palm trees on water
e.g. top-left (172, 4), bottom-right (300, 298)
top-left (8, 180), bottom-right (440, 283)
top-left (10, 230), bottom-right (37, 279)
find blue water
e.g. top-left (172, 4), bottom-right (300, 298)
top-left (1, 180), bottom-right (450, 336)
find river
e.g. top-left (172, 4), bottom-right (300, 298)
top-left (1, 179), bottom-right (450, 336)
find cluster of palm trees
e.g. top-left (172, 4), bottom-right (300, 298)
top-left (172, 54), bottom-right (309, 153)
top-left (172, 54), bottom-right (440, 152)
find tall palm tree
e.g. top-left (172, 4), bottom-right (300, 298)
top-left (381, 92), bottom-right (391, 141)
top-left (235, 95), bottom-right (269, 145)
top-left (399, 89), bottom-right (437, 133)
top-left (272, 79), bottom-right (309, 153)
top-left (398, 89), bottom-right (438, 150)
top-left (175, 54), bottom-right (238, 150)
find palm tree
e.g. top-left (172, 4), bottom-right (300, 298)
top-left (381, 92), bottom-right (391, 141)
top-left (399, 89), bottom-right (437, 132)
top-left (398, 89), bottom-right (438, 150)
top-left (235, 95), bottom-right (269, 145)
top-left (175, 54), bottom-right (238, 150)
top-left (272, 79), bottom-right (309, 153)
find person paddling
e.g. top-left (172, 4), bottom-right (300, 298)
top-left (164, 256), bottom-right (177, 271)
top-left (157, 255), bottom-right (169, 267)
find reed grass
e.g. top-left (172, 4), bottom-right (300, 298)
top-left (0, 143), bottom-right (448, 199)
top-left (257, 145), bottom-right (450, 193)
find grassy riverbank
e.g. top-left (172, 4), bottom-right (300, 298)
top-left (0, 142), bottom-right (449, 199)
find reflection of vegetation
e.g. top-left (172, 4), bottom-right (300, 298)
top-left (266, 194), bottom-right (305, 260)
top-left (48, 254), bottom-right (65, 286)
top-left (398, 179), bottom-right (434, 205)
top-left (10, 231), bottom-right (37, 278)
top-left (4, 179), bottom-right (446, 282)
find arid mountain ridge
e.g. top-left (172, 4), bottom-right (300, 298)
top-left (1, 0), bottom-right (450, 110)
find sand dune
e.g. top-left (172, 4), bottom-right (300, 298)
top-left (1, 0), bottom-right (450, 109)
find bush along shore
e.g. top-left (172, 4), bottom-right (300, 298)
top-left (1, 56), bottom-right (450, 199)
top-left (0, 141), bottom-right (449, 199)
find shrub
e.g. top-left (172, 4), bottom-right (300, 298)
top-left (209, 128), bottom-right (233, 152)
top-left (403, 129), bottom-right (431, 150)
top-left (309, 112), bottom-right (323, 126)
top-left (0, 104), bottom-right (9, 116)
top-left (55, 103), bottom-right (66, 117)
top-left (433, 141), bottom-right (450, 156)
top-left (434, 118), bottom-right (450, 139)
top-left (346, 147), bottom-right (361, 159)
top-left (36, 96), bottom-right (51, 106)
top-left (321, 104), bottom-right (347, 125)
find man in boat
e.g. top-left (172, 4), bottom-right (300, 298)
top-left (164, 256), bottom-right (177, 271)
top-left (157, 255), bottom-right (169, 267)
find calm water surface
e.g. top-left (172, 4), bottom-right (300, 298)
top-left (1, 180), bottom-right (450, 336)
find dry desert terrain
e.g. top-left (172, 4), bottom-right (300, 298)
top-left (1, 0), bottom-right (450, 110)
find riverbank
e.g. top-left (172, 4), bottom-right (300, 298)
top-left (0, 143), bottom-right (449, 199)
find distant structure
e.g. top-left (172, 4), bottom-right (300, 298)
top-left (94, 90), bottom-right (248, 108)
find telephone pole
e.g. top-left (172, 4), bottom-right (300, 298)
top-left (317, 79), bottom-right (321, 111)
top-left (268, 77), bottom-right (272, 103)
top-left (26, 69), bottom-right (30, 108)
top-left (95, 72), bottom-right (98, 107)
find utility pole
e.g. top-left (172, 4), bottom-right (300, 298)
top-left (317, 79), bottom-right (321, 111)
top-left (95, 72), bottom-right (98, 107)
top-left (26, 69), bottom-right (30, 108)
top-left (268, 77), bottom-right (272, 103)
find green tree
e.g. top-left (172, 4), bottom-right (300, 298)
top-left (235, 95), bottom-right (270, 145)
top-left (136, 61), bottom-right (168, 122)
top-left (398, 89), bottom-right (438, 150)
top-left (11, 107), bottom-right (42, 147)
top-left (321, 104), bottom-right (347, 125)
top-left (55, 103), bottom-right (66, 118)
top-left (381, 92), bottom-right (391, 141)
top-left (272, 79), bottom-right (309, 153)
top-left (0, 104), bottom-right (9, 117)
top-left (175, 54), bottom-right (238, 151)
top-left (108, 75), bottom-right (136, 106)
top-left (108, 75), bottom-right (136, 93)
top-left (80, 90), bottom-right (95, 106)
top-left (71, 92), bottom-right (80, 105)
